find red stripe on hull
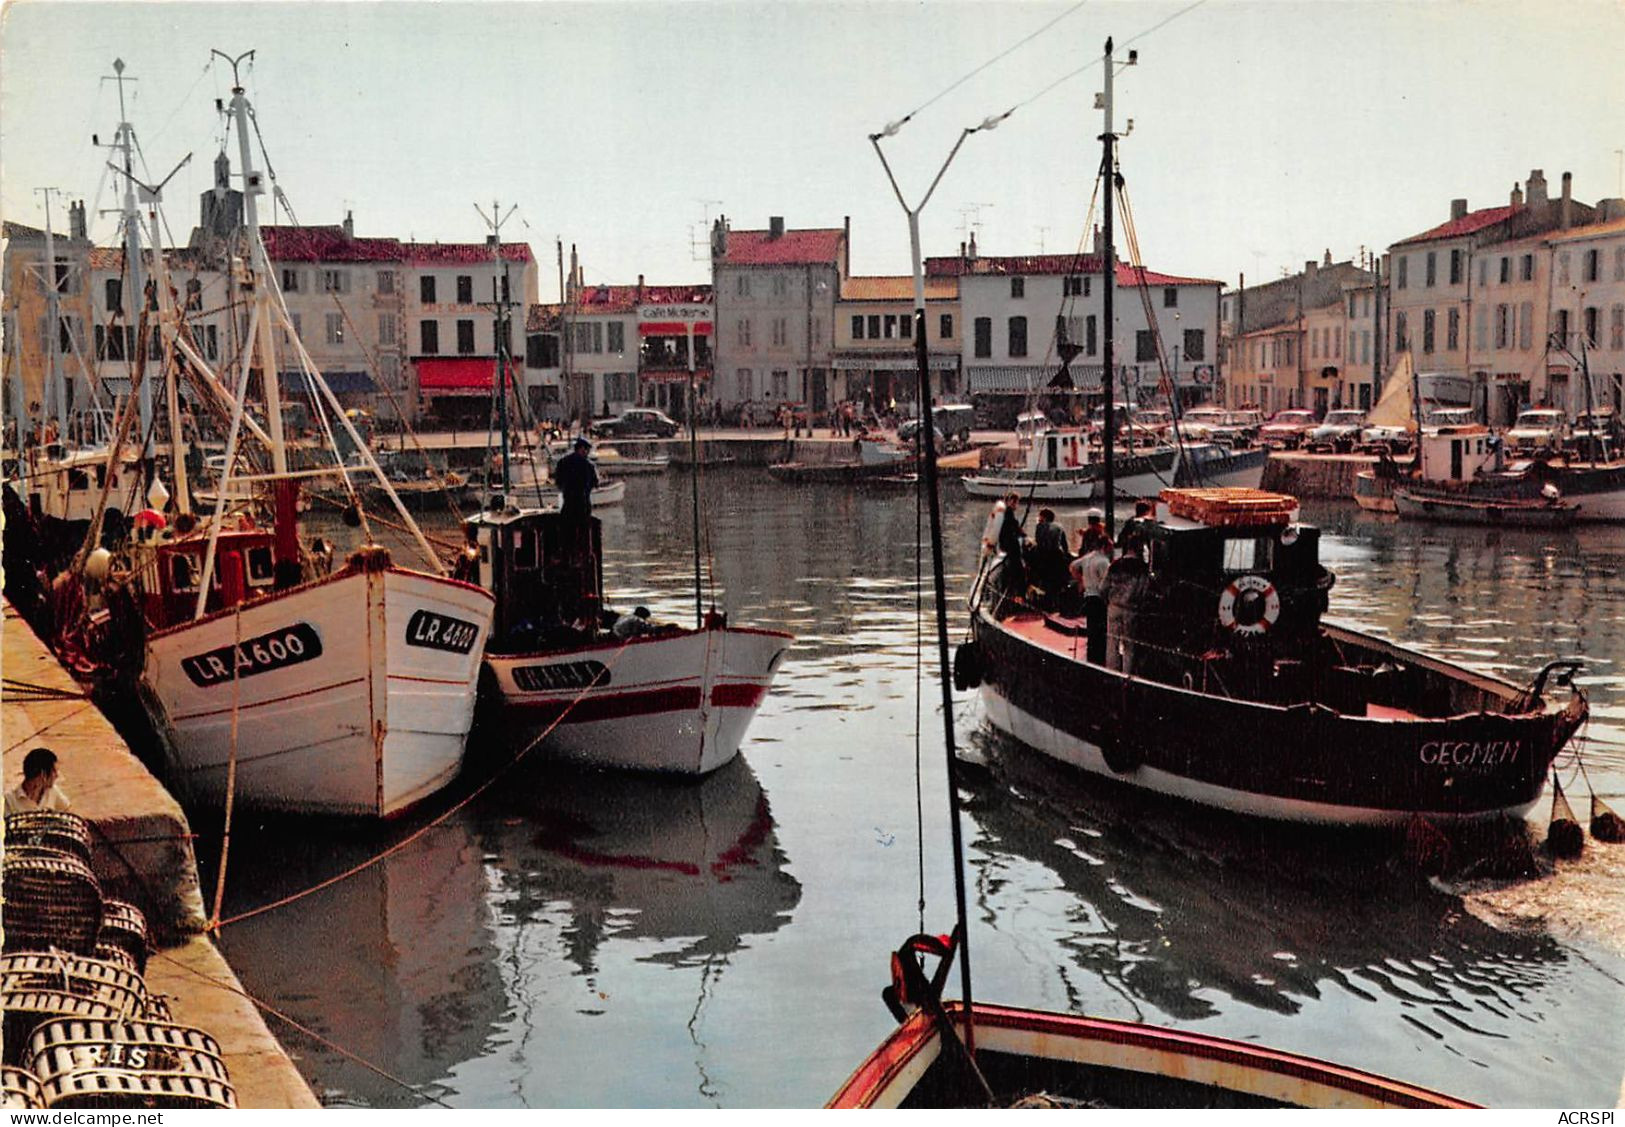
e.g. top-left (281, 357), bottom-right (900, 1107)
top-left (710, 682), bottom-right (769, 708)
top-left (510, 685), bottom-right (703, 724)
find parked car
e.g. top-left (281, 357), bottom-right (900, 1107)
top-left (896, 419), bottom-right (947, 447)
top-left (592, 408), bottom-right (680, 438)
top-left (1306, 409), bottom-right (1367, 451)
top-left (1181, 407), bottom-right (1263, 446)
top-left (1258, 409), bottom-right (1320, 448)
top-left (1505, 408), bottom-right (1568, 451)
top-left (931, 404), bottom-right (976, 445)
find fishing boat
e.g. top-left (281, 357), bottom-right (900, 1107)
top-left (466, 231), bottom-right (791, 776)
top-left (1172, 440), bottom-right (1268, 489)
top-left (840, 38), bottom-right (1478, 1108)
top-left (1364, 424), bottom-right (1583, 529)
top-left (1392, 484), bottom-right (1577, 527)
top-left (75, 55), bottom-right (493, 818)
top-left (962, 429), bottom-right (1177, 501)
top-left (767, 436), bottom-right (909, 483)
top-left (548, 439), bottom-right (669, 475)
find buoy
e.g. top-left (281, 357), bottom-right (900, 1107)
top-left (133, 508), bottom-right (166, 531)
top-left (1545, 777), bottom-right (1584, 859)
top-left (342, 503), bottom-right (362, 528)
top-left (953, 642), bottom-right (982, 691)
top-left (84, 547), bottom-right (113, 582)
top-left (146, 477), bottom-right (170, 511)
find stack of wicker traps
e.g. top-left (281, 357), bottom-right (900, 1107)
top-left (1, 813), bottom-right (235, 1109)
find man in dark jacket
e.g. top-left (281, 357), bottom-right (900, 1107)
top-left (555, 437), bottom-right (599, 520)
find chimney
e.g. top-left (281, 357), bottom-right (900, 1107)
top-left (1323, 248), bottom-right (1332, 267)
top-left (769, 216), bottom-right (785, 240)
top-left (1304, 260), bottom-right (1317, 280)
top-left (844, 214), bottom-right (851, 251)
top-left (69, 200), bottom-right (87, 240)
top-left (343, 210), bottom-right (355, 240)
top-left (636, 273), bottom-right (645, 303)
top-left (969, 230), bottom-right (978, 260)
top-left (1510, 182), bottom-right (1524, 210)
top-left (1561, 171), bottom-right (1573, 230)
top-left (1526, 169), bottom-right (1549, 213)
top-left (710, 215), bottom-right (728, 261)
top-left (960, 241), bottom-right (967, 260)
top-left (1450, 198), bottom-right (1468, 221)
top-left (568, 244), bottom-right (579, 302)
top-left (1092, 224), bottom-right (1104, 258)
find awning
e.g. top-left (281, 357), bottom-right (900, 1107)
top-left (639, 322), bottom-right (714, 337)
top-left (967, 364), bottom-right (1094, 392)
top-left (640, 367), bottom-right (713, 384)
top-left (416, 358), bottom-right (518, 396)
top-left (281, 370), bottom-right (377, 395)
top-left (835, 352), bottom-right (958, 372)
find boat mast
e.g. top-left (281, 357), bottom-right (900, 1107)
top-left (36, 188), bottom-right (69, 443)
top-left (109, 60), bottom-right (155, 463)
top-left (1098, 38), bottom-right (1127, 538)
top-left (688, 315), bottom-right (703, 627)
top-left (219, 50), bottom-right (289, 476)
top-left (477, 200), bottom-right (517, 495)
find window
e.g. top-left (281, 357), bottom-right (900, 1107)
top-left (379, 313), bottom-right (396, 345)
top-left (1499, 257), bottom-right (1510, 284)
top-left (185, 279), bottom-right (202, 310)
top-left (1183, 328), bottom-right (1205, 362)
top-left (105, 278), bottom-right (123, 313)
top-left (1348, 294), bottom-right (1357, 317)
top-left (1425, 251), bottom-right (1437, 288)
top-left (607, 322), bottom-right (625, 353)
top-left (772, 317), bottom-right (788, 346)
top-left (973, 317), bottom-right (992, 358)
top-left (1611, 305), bottom-right (1624, 351)
top-left (1008, 316), bottom-right (1028, 358)
top-left (1447, 307), bottom-right (1459, 351)
top-left (771, 370), bottom-right (790, 398)
top-left (736, 368), bottom-right (753, 399)
top-left (290, 312), bottom-right (302, 340)
top-left (456, 275), bottom-right (473, 303)
top-left (899, 315), bottom-right (912, 340)
top-left (1552, 308), bottom-right (1570, 348)
top-left (1449, 249), bottom-right (1463, 285)
top-left (527, 332), bottom-right (559, 368)
top-left (1477, 259), bottom-right (1487, 287)
top-left (1222, 538), bottom-right (1272, 573)
top-left (883, 314), bottom-right (897, 339)
top-left (851, 315), bottom-right (865, 340)
top-left (377, 270), bottom-right (395, 295)
top-left (867, 314), bottom-right (881, 339)
top-left (772, 274), bottom-right (788, 298)
top-left (456, 319), bottom-right (475, 354)
top-left (1583, 249), bottom-right (1600, 283)
top-left (325, 312), bottom-right (345, 345)
top-left (1475, 307), bottom-right (1488, 351)
top-left (1010, 277), bottom-right (1025, 299)
top-left (1136, 330), bottom-right (1157, 363)
top-left (495, 320), bottom-right (513, 355)
top-left (591, 322), bottom-right (603, 353)
top-left (1396, 256), bottom-right (1408, 289)
top-left (735, 275), bottom-right (751, 298)
top-left (1361, 330), bottom-right (1370, 365)
top-left (1395, 311), bottom-right (1409, 350)
top-left (321, 269), bottom-right (349, 294)
top-left (420, 319), bottom-right (439, 354)
top-left (1521, 255), bottom-right (1533, 281)
top-left (813, 317), bottom-right (823, 345)
top-left (169, 554), bottom-right (199, 593)
top-left (1064, 276), bottom-right (1084, 296)
top-left (1163, 287), bottom-right (1178, 308)
top-left (1421, 309), bottom-right (1436, 353)
top-left (1584, 306), bottom-right (1599, 347)
top-left (1616, 247), bottom-right (1625, 282)
top-left (1495, 304), bottom-right (1510, 349)
top-left (737, 318), bottom-right (752, 346)
top-left (200, 324), bottom-right (219, 361)
top-left (1086, 315), bottom-right (1098, 356)
top-left (281, 268), bottom-right (301, 293)
top-left (420, 275), bottom-right (436, 303)
top-left (1349, 330), bottom-right (1358, 359)
top-left (940, 313), bottom-right (953, 340)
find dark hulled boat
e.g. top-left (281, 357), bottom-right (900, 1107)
top-left (964, 486), bottom-right (1587, 827)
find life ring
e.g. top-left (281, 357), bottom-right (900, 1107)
top-left (1218, 574), bottom-right (1280, 636)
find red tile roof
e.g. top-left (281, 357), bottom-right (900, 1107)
top-left (925, 253), bottom-right (1219, 287)
top-left (404, 241), bottom-right (534, 266)
top-left (261, 225), bottom-right (405, 262)
top-left (1393, 205), bottom-right (1517, 246)
top-left (720, 228), bottom-right (844, 266)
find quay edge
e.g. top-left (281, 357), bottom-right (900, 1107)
top-left (2, 598), bottom-right (320, 1109)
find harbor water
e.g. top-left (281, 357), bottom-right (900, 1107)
top-left (207, 470), bottom-right (1625, 1107)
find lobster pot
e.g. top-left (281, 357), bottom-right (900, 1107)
top-left (97, 900), bottom-right (150, 974)
top-left (1, 1066), bottom-right (44, 1109)
top-left (1, 852), bottom-right (103, 954)
top-left (143, 994), bottom-right (174, 1023)
top-left (0, 993), bottom-right (127, 1068)
top-left (28, 1018), bottom-right (236, 1110)
top-left (3, 812), bottom-right (94, 864)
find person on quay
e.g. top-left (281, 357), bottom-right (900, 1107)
top-left (6, 747), bottom-right (70, 815)
top-left (1070, 514), bottom-right (1113, 664)
top-left (555, 436), bottom-right (599, 521)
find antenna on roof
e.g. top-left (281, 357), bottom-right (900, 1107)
top-left (689, 199), bottom-right (723, 263)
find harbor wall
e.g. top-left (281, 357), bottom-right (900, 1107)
top-left (2, 599), bottom-right (320, 1108)
top-left (1261, 452), bottom-right (1379, 499)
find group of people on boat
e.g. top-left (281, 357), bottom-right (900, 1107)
top-left (981, 492), bottom-right (1154, 672)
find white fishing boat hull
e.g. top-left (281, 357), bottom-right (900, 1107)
top-left (141, 565), bottom-right (494, 817)
top-left (485, 624), bottom-right (792, 775)
top-left (962, 461), bottom-right (1173, 502)
top-left (1173, 443), bottom-right (1268, 489)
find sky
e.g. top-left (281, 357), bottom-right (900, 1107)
top-left (2, 0), bottom-right (1623, 301)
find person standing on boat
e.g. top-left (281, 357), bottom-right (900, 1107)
top-left (555, 436), bottom-right (599, 521)
top-left (1070, 513), bottom-right (1112, 663)
top-left (1031, 508), bottom-right (1071, 605)
top-left (997, 492), bottom-right (1029, 597)
top-left (6, 748), bottom-right (70, 815)
top-left (1104, 551), bottom-right (1150, 673)
top-left (1117, 500), bottom-right (1155, 562)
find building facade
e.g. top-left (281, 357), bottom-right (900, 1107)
top-left (832, 274), bottom-right (960, 414)
top-left (2, 207), bottom-right (95, 439)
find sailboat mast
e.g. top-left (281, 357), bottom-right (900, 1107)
top-left (223, 53), bottom-right (288, 476)
top-left (479, 200), bottom-right (517, 494)
top-left (688, 320), bottom-right (703, 627)
top-left (1099, 38), bottom-right (1117, 538)
top-left (111, 60), bottom-right (153, 460)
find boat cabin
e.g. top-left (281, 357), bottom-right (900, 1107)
top-left (141, 528), bottom-right (280, 627)
top-left (463, 505), bottom-right (604, 653)
top-left (1416, 425), bottom-right (1497, 483)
